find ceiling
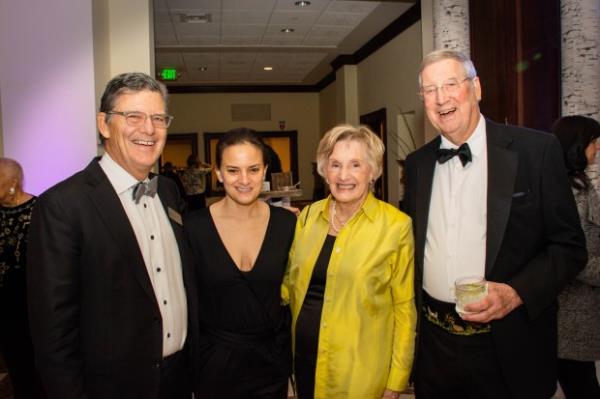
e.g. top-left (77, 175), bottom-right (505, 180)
top-left (153, 0), bottom-right (417, 88)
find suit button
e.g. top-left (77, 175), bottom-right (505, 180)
top-left (154, 361), bottom-right (161, 369)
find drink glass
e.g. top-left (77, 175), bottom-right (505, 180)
top-left (454, 276), bottom-right (487, 314)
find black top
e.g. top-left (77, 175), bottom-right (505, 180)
top-left (295, 234), bottom-right (336, 361)
top-left (0, 197), bottom-right (36, 319)
top-left (185, 205), bottom-right (296, 334)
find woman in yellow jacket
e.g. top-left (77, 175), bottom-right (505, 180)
top-left (283, 124), bottom-right (416, 399)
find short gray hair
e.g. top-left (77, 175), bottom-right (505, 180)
top-left (418, 49), bottom-right (477, 86)
top-left (316, 124), bottom-right (385, 180)
top-left (100, 72), bottom-right (169, 117)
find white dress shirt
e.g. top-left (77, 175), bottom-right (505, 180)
top-left (424, 115), bottom-right (488, 302)
top-left (100, 154), bottom-right (188, 356)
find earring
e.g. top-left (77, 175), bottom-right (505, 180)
top-left (8, 187), bottom-right (15, 195)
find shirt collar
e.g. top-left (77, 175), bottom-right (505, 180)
top-left (99, 152), bottom-right (145, 195)
top-left (439, 113), bottom-right (486, 160)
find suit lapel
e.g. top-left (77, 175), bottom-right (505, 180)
top-left (415, 138), bottom-right (440, 266)
top-left (84, 161), bottom-right (159, 308)
top-left (485, 121), bottom-right (518, 274)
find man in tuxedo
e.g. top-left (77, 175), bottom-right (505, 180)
top-left (27, 73), bottom-right (197, 398)
top-left (403, 50), bottom-right (587, 398)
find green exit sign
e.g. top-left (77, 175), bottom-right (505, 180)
top-left (160, 68), bottom-right (177, 81)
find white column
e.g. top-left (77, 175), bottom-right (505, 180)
top-left (433, 0), bottom-right (470, 54)
top-left (336, 65), bottom-right (359, 126)
top-left (560, 0), bottom-right (600, 120)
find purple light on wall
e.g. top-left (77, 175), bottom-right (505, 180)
top-left (0, 0), bottom-right (98, 195)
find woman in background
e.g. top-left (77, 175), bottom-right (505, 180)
top-left (552, 115), bottom-right (600, 398)
top-left (284, 125), bottom-right (416, 399)
top-left (0, 158), bottom-right (44, 398)
top-left (185, 128), bottom-right (295, 398)
top-left (180, 154), bottom-right (212, 211)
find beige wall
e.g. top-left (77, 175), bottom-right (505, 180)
top-left (168, 92), bottom-right (320, 201)
top-left (357, 21), bottom-right (424, 206)
top-left (319, 81), bottom-right (338, 136)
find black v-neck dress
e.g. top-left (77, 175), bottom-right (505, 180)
top-left (184, 205), bottom-right (296, 399)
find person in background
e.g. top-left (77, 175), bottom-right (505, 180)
top-left (552, 115), bottom-right (600, 398)
top-left (0, 158), bottom-right (44, 398)
top-left (403, 49), bottom-right (586, 398)
top-left (284, 124), bottom-right (416, 399)
top-left (27, 72), bottom-right (197, 399)
top-left (181, 154), bottom-right (212, 210)
top-left (185, 127), bottom-right (295, 398)
top-left (161, 161), bottom-right (186, 199)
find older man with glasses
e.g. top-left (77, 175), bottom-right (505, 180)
top-left (27, 72), bottom-right (198, 399)
top-left (403, 50), bottom-right (587, 398)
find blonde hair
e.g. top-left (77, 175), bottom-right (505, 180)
top-left (316, 124), bottom-right (385, 180)
top-left (418, 49), bottom-right (477, 86)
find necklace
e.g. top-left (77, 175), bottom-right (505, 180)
top-left (329, 200), bottom-right (343, 234)
top-left (329, 198), bottom-right (361, 234)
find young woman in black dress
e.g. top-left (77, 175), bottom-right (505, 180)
top-left (185, 128), bottom-right (295, 398)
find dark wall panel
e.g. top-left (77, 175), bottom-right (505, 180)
top-left (469, 0), bottom-right (560, 131)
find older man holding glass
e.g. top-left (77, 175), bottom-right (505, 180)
top-left (403, 50), bottom-right (586, 398)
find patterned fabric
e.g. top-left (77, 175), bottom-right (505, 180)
top-left (180, 167), bottom-right (211, 196)
top-left (423, 304), bottom-right (491, 335)
top-left (0, 197), bottom-right (36, 316)
top-left (558, 167), bottom-right (600, 361)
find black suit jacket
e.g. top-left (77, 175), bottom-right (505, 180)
top-left (403, 119), bottom-right (586, 398)
top-left (27, 159), bottom-right (198, 399)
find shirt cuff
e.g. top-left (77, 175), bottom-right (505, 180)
top-left (386, 366), bottom-right (410, 392)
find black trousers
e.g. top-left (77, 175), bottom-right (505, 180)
top-left (414, 319), bottom-right (511, 399)
top-left (0, 316), bottom-right (44, 399)
top-left (558, 358), bottom-right (600, 399)
top-left (159, 350), bottom-right (192, 399)
top-left (294, 353), bottom-right (316, 399)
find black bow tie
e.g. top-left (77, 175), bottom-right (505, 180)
top-left (436, 143), bottom-right (472, 166)
top-left (132, 177), bottom-right (158, 204)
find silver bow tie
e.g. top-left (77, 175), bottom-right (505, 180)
top-left (132, 177), bottom-right (158, 204)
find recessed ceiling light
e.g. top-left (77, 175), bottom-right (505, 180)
top-left (281, 28), bottom-right (295, 33)
top-left (295, 1), bottom-right (311, 6)
top-left (198, 66), bottom-right (208, 72)
top-left (263, 66), bottom-right (273, 71)
top-left (180, 13), bottom-right (211, 23)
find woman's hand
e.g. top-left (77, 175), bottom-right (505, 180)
top-left (381, 388), bottom-right (400, 399)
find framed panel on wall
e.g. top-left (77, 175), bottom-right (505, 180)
top-left (203, 130), bottom-right (298, 197)
top-left (160, 133), bottom-right (198, 171)
top-left (360, 108), bottom-right (388, 201)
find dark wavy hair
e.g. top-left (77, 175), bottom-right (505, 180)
top-left (552, 115), bottom-right (600, 191)
top-left (215, 127), bottom-right (267, 168)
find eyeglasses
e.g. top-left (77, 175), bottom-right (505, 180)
top-left (106, 111), bottom-right (174, 128)
top-left (419, 77), bottom-right (472, 100)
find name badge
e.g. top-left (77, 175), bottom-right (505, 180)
top-left (168, 207), bottom-right (183, 226)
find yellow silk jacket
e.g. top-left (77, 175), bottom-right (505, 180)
top-left (283, 193), bottom-right (416, 398)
